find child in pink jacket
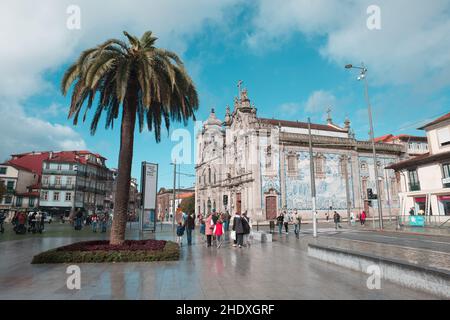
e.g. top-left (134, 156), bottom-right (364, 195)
top-left (213, 219), bottom-right (224, 248)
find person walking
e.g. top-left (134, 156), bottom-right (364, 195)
top-left (232, 212), bottom-right (245, 248)
top-left (0, 211), bottom-right (6, 234)
top-left (276, 212), bottom-right (284, 235)
top-left (360, 210), bottom-right (367, 226)
top-left (74, 209), bottom-right (83, 231)
top-left (214, 218), bottom-right (224, 248)
top-left (176, 222), bottom-right (185, 246)
top-left (185, 212), bottom-right (195, 246)
top-left (100, 212), bottom-right (108, 233)
top-left (350, 212), bottom-right (355, 226)
top-left (293, 211), bottom-right (302, 239)
top-left (205, 213), bottom-right (214, 247)
top-left (333, 211), bottom-right (342, 230)
top-left (284, 211), bottom-right (290, 234)
top-left (91, 213), bottom-right (98, 232)
top-left (325, 211), bottom-right (329, 222)
top-left (199, 215), bottom-right (206, 242)
top-left (242, 212), bottom-right (252, 247)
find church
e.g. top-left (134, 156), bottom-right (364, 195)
top-left (195, 87), bottom-right (407, 222)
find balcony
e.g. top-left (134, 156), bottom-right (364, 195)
top-left (41, 184), bottom-right (75, 190)
top-left (409, 183), bottom-right (421, 192)
top-left (42, 169), bottom-right (77, 175)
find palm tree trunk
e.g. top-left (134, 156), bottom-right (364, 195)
top-left (110, 83), bottom-right (137, 245)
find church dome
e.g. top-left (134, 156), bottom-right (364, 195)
top-left (204, 108), bottom-right (222, 127)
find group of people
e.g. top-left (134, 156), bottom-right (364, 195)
top-left (276, 210), bottom-right (302, 238)
top-left (1, 210), bottom-right (47, 235)
top-left (176, 210), bottom-right (253, 249)
top-left (73, 208), bottom-right (110, 233)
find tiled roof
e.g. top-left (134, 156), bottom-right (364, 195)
top-left (418, 112), bottom-right (450, 130)
top-left (6, 152), bottom-right (51, 175)
top-left (375, 134), bottom-right (427, 143)
top-left (386, 151), bottom-right (450, 170)
top-left (258, 118), bottom-right (347, 133)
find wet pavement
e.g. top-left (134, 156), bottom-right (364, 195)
top-left (0, 224), bottom-right (440, 299)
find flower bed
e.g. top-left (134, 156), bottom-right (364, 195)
top-left (31, 240), bottom-right (179, 264)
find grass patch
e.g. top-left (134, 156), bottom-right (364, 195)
top-left (31, 239), bottom-right (179, 264)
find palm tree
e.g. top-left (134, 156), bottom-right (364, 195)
top-left (61, 31), bottom-right (199, 245)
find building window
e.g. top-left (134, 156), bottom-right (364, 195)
top-left (408, 169), bottom-right (420, 191)
top-left (208, 168), bottom-right (211, 184)
top-left (55, 176), bottom-right (61, 185)
top-left (15, 197), bottom-right (23, 207)
top-left (5, 196), bottom-right (12, 204)
top-left (66, 177), bottom-right (73, 186)
top-left (29, 198), bottom-right (35, 207)
top-left (390, 177), bottom-right (398, 198)
top-left (265, 146), bottom-right (272, 170)
top-left (442, 163), bottom-right (450, 188)
top-left (65, 192), bottom-right (72, 202)
top-left (53, 192), bottom-right (60, 201)
top-left (214, 172), bottom-right (216, 185)
top-left (57, 164), bottom-right (62, 171)
top-left (45, 162), bottom-right (49, 169)
top-left (0, 167), bottom-right (6, 174)
top-left (287, 153), bottom-right (297, 174)
top-left (41, 191), bottom-right (48, 201)
top-left (314, 155), bottom-right (326, 178)
top-left (6, 181), bottom-right (14, 192)
top-left (69, 164), bottom-right (73, 171)
top-left (438, 127), bottom-right (450, 147)
top-left (360, 162), bottom-right (368, 171)
top-left (42, 176), bottom-right (49, 185)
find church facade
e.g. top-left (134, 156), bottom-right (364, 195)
top-left (195, 88), bottom-right (406, 222)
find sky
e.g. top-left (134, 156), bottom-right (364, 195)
top-left (1, 0), bottom-right (450, 190)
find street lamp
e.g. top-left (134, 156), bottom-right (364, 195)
top-left (345, 63), bottom-right (383, 229)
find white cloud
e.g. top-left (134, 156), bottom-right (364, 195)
top-left (247, 0), bottom-right (450, 87)
top-left (0, 101), bottom-right (86, 161)
top-left (304, 90), bottom-right (336, 113)
top-left (0, 0), bottom-right (243, 158)
top-left (278, 102), bottom-right (301, 116)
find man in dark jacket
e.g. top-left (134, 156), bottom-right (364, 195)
top-left (185, 213), bottom-right (195, 245)
top-left (232, 212), bottom-right (245, 248)
top-left (333, 211), bottom-right (342, 230)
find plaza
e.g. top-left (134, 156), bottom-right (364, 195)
top-left (0, 222), bottom-right (447, 300)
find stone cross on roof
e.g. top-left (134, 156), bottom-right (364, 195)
top-left (326, 107), bottom-right (333, 124)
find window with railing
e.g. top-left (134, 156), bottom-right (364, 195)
top-left (442, 163), bottom-right (450, 188)
top-left (408, 169), bottom-right (420, 191)
top-left (6, 181), bottom-right (14, 193)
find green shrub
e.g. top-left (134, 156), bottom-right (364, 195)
top-left (31, 241), bottom-right (180, 264)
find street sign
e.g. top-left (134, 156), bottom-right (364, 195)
top-left (140, 162), bottom-right (158, 232)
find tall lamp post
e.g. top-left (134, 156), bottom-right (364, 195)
top-left (345, 63), bottom-right (383, 229)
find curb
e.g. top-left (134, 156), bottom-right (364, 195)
top-left (308, 243), bottom-right (450, 299)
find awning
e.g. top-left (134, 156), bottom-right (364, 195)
top-left (414, 197), bottom-right (426, 203)
top-left (438, 195), bottom-right (450, 201)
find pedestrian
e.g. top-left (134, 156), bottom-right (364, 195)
top-left (0, 211), bottom-right (6, 234)
top-left (350, 212), bottom-right (355, 226)
top-left (214, 218), bottom-right (224, 248)
top-left (176, 222), bottom-right (185, 246)
top-left (360, 210), bottom-right (366, 226)
top-left (409, 207), bottom-right (415, 216)
top-left (100, 212), bottom-right (107, 233)
top-left (185, 212), bottom-right (195, 245)
top-left (276, 212), bottom-right (284, 235)
top-left (16, 211), bottom-right (27, 234)
top-left (242, 211), bottom-right (252, 247)
top-left (223, 211), bottom-right (230, 232)
top-left (35, 211), bottom-right (43, 233)
top-left (325, 211), bottom-right (329, 222)
top-left (293, 211), bottom-right (301, 239)
top-left (232, 212), bottom-right (245, 248)
top-left (199, 215), bottom-right (206, 242)
top-left (284, 211), bottom-right (290, 234)
top-left (333, 211), bottom-right (342, 229)
top-left (91, 213), bottom-right (98, 232)
top-left (205, 213), bottom-right (214, 247)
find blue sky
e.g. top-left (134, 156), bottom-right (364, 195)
top-left (1, 0), bottom-right (450, 190)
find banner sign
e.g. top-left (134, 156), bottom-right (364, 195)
top-left (140, 162), bottom-right (158, 231)
top-left (409, 215), bottom-right (425, 227)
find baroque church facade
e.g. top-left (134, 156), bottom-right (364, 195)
top-left (195, 88), bottom-right (405, 222)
